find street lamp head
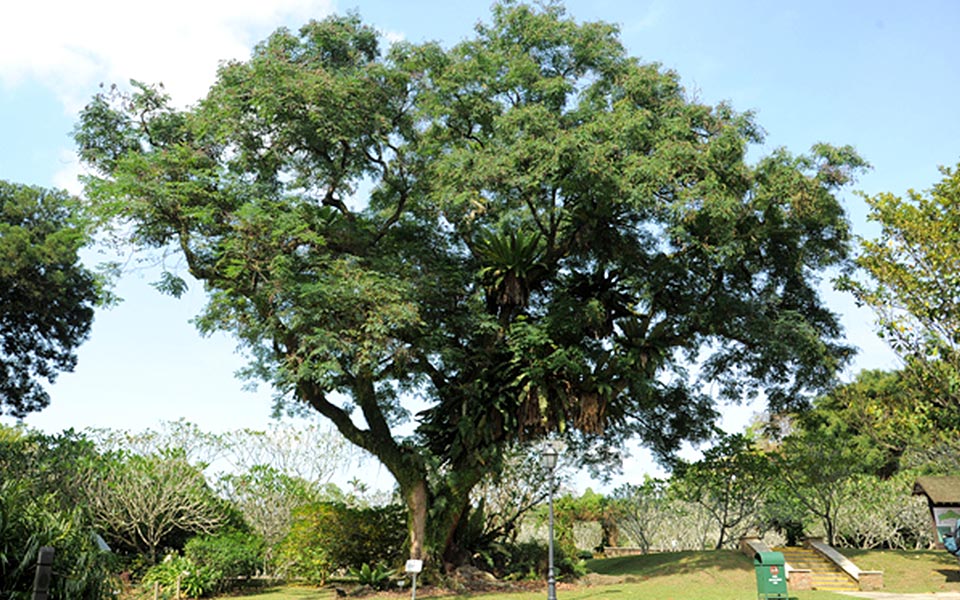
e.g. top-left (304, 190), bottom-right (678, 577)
top-left (540, 442), bottom-right (559, 470)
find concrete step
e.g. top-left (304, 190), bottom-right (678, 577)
top-left (772, 546), bottom-right (859, 591)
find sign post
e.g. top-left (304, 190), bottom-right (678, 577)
top-left (405, 559), bottom-right (423, 600)
top-left (32, 546), bottom-right (55, 600)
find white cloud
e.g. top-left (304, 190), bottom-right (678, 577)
top-left (0, 0), bottom-right (335, 111)
top-left (379, 28), bottom-right (406, 45)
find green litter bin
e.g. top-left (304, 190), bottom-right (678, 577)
top-left (753, 551), bottom-right (788, 600)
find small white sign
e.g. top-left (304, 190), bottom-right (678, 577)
top-left (405, 559), bottom-right (423, 574)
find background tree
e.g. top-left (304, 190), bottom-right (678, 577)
top-left (609, 478), bottom-right (670, 553)
top-left (217, 465), bottom-right (330, 574)
top-left (834, 472), bottom-right (932, 550)
top-left (212, 420), bottom-right (361, 573)
top-left (673, 434), bottom-right (772, 549)
top-left (84, 449), bottom-right (226, 563)
top-left (0, 424), bottom-right (100, 510)
top-left (468, 443), bottom-right (562, 546)
top-left (771, 413), bottom-right (874, 546)
top-left (0, 181), bottom-right (102, 417)
top-left (841, 162), bottom-right (960, 422)
top-left (214, 419), bottom-right (357, 486)
top-left (811, 369), bottom-right (938, 477)
top-left (75, 2), bottom-right (865, 565)
top-left (88, 419), bottom-right (222, 467)
top-left (89, 419), bottom-right (359, 575)
top-left (901, 436), bottom-right (960, 475)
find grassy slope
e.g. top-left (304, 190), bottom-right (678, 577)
top-left (240, 549), bottom-right (960, 600)
top-left (581, 550), bottom-right (844, 600)
top-left (845, 549), bottom-right (960, 593)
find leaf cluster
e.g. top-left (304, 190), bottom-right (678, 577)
top-left (0, 181), bottom-right (102, 416)
top-left (841, 162), bottom-right (960, 413)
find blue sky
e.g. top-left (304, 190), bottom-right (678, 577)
top-left (2, 0), bottom-right (957, 489)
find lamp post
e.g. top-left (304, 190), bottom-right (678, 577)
top-left (541, 442), bottom-right (559, 600)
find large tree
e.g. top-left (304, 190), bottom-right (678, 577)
top-left (0, 181), bottom-right (100, 417)
top-left (75, 3), bottom-right (864, 566)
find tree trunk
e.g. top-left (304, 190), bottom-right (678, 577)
top-left (715, 527), bottom-right (727, 550)
top-left (397, 466), bottom-right (485, 571)
top-left (406, 480), bottom-right (429, 560)
top-left (301, 381), bottom-right (491, 568)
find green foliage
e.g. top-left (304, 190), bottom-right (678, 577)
top-left (473, 540), bottom-right (584, 582)
top-left (74, 1), bottom-right (865, 564)
top-left (276, 502), bottom-right (406, 584)
top-left (0, 426), bottom-right (116, 599)
top-left (143, 554), bottom-right (219, 599)
top-left (140, 531), bottom-right (264, 598)
top-left (184, 530), bottom-right (264, 582)
top-left (673, 434), bottom-right (772, 549)
top-left (349, 562), bottom-right (397, 590)
top-left (806, 369), bottom-right (930, 477)
top-left (0, 425), bottom-right (101, 510)
top-left (0, 181), bottom-right (102, 417)
top-left (0, 480), bottom-right (116, 600)
top-left (841, 162), bottom-right (960, 421)
top-left (551, 490), bottom-right (610, 558)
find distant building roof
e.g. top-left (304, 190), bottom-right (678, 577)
top-left (913, 476), bottom-right (960, 505)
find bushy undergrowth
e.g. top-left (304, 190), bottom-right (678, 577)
top-left (0, 480), bottom-right (117, 599)
top-left (140, 530), bottom-right (264, 598)
top-left (275, 501), bottom-right (406, 584)
top-left (143, 554), bottom-right (219, 599)
top-left (473, 540), bottom-right (586, 581)
top-left (185, 530), bottom-right (264, 581)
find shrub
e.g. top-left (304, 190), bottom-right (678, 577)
top-left (350, 562), bottom-right (396, 590)
top-left (336, 504), bottom-right (407, 568)
top-left (275, 501), bottom-right (406, 583)
top-left (0, 480), bottom-right (116, 599)
top-left (184, 530), bottom-right (264, 582)
top-left (482, 541), bottom-right (585, 582)
top-left (142, 554), bottom-right (219, 599)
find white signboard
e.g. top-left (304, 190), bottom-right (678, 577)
top-left (405, 559), bottom-right (423, 574)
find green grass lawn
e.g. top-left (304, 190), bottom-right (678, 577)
top-left (233, 588), bottom-right (332, 600)
top-left (844, 548), bottom-right (960, 593)
top-left (234, 549), bottom-right (960, 600)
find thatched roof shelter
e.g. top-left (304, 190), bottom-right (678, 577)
top-left (913, 476), bottom-right (960, 546)
top-left (913, 476), bottom-right (960, 506)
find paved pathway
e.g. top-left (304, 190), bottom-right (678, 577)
top-left (838, 593), bottom-right (960, 600)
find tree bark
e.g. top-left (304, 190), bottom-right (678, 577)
top-left (406, 480), bottom-right (428, 560)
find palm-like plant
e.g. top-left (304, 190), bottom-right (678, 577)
top-left (475, 228), bottom-right (547, 319)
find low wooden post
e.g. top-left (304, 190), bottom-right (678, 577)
top-left (32, 546), bottom-right (55, 600)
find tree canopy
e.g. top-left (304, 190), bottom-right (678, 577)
top-left (0, 181), bottom-right (100, 417)
top-left (842, 162), bottom-right (960, 421)
top-left (75, 2), bottom-right (865, 564)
